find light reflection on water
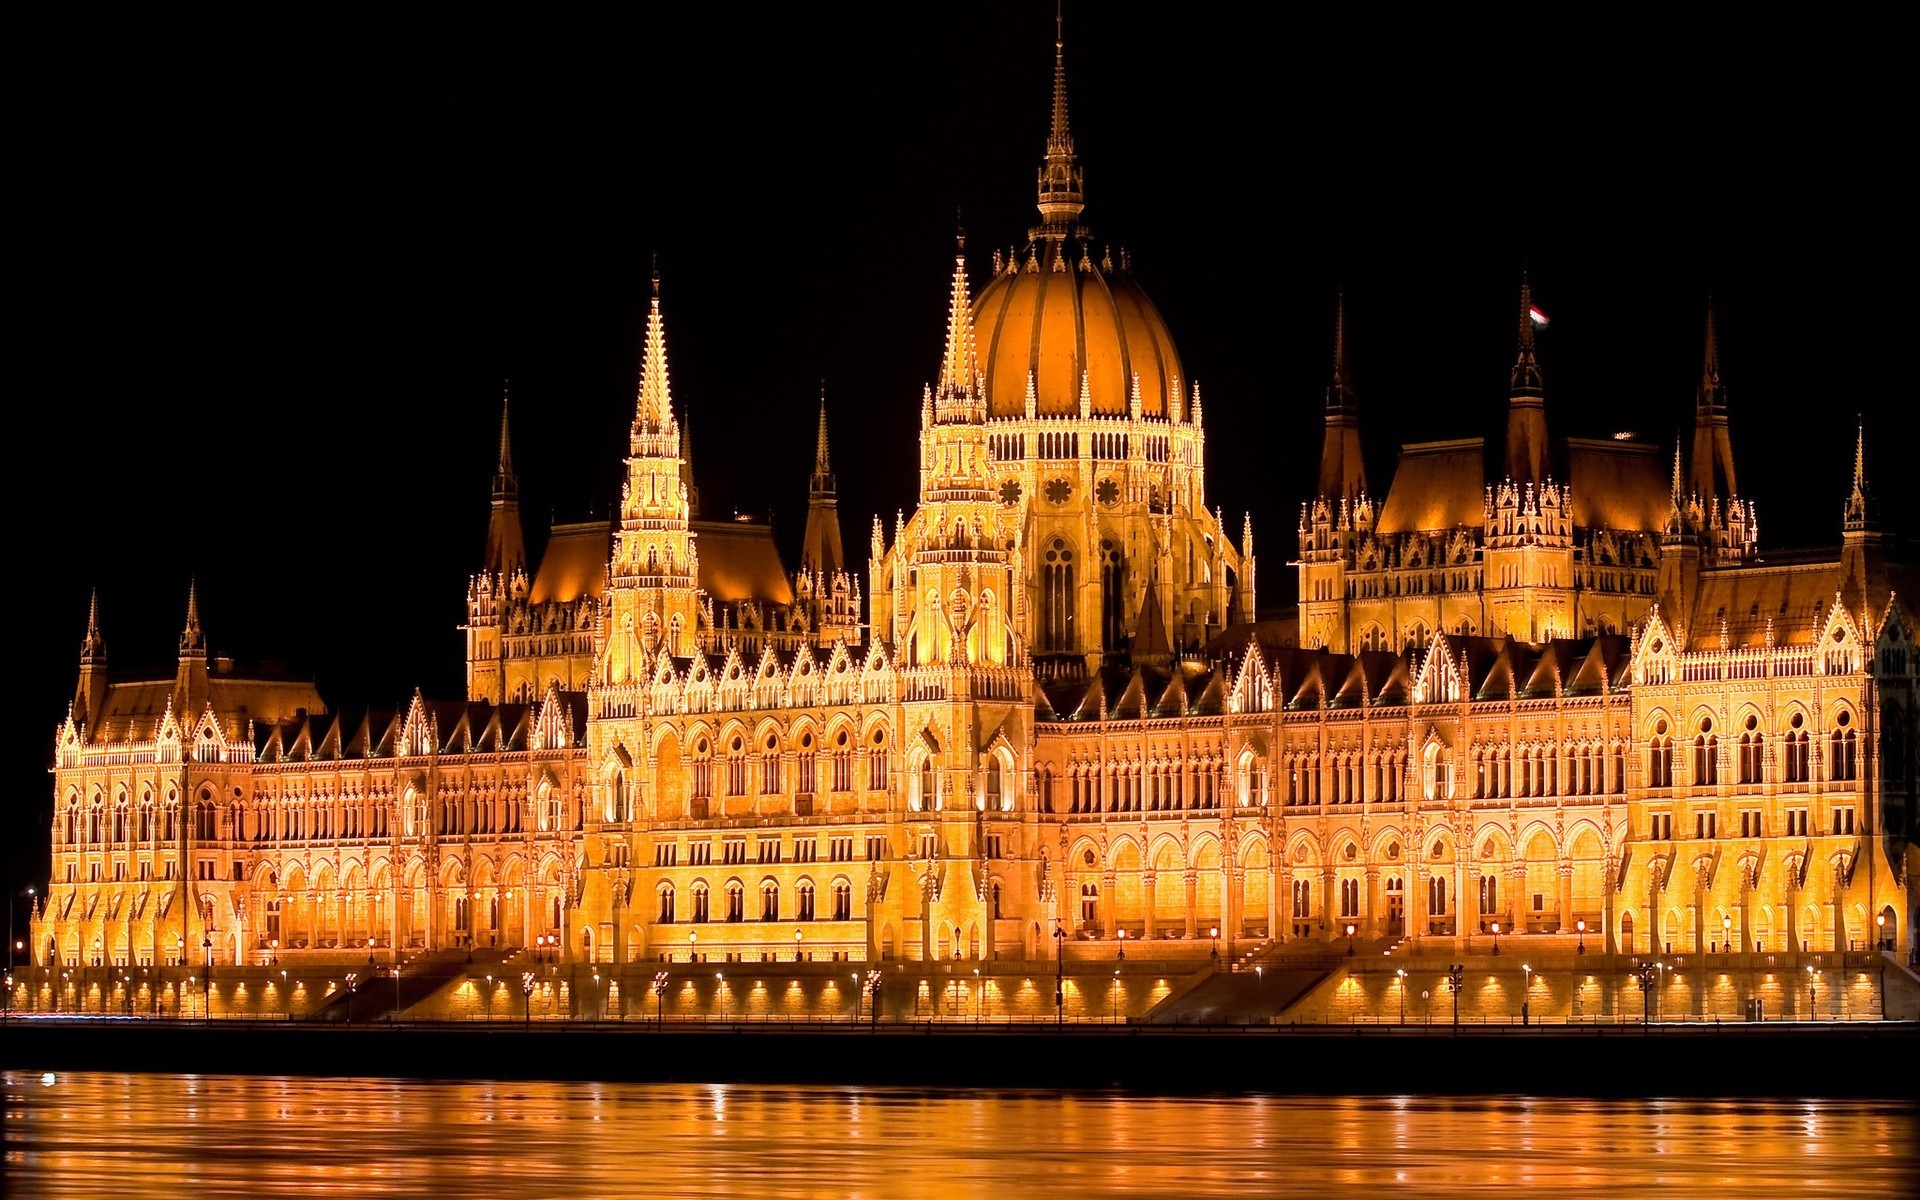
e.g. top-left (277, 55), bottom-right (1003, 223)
top-left (4, 1072), bottom-right (1915, 1199)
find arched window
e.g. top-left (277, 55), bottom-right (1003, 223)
top-left (916, 757), bottom-right (936, 812)
top-left (1079, 881), bottom-right (1099, 927)
top-left (607, 769), bottom-right (626, 824)
top-left (759, 880), bottom-right (779, 922)
top-left (691, 882), bottom-right (710, 923)
top-left (831, 879), bottom-right (852, 921)
top-left (1738, 716), bottom-right (1763, 784)
top-left (726, 736), bottom-right (748, 795)
top-left (1693, 718), bottom-right (1718, 787)
top-left (797, 732), bottom-right (816, 794)
top-left (691, 738), bottom-right (713, 800)
top-left (867, 728), bottom-right (890, 791)
top-left (1405, 622), bottom-right (1430, 650)
top-left (986, 756), bottom-right (1007, 812)
top-left (760, 734), bottom-right (781, 794)
top-left (1786, 714), bottom-right (1811, 783)
top-left (1041, 538), bottom-right (1075, 653)
top-left (1831, 710), bottom-right (1858, 781)
top-left (832, 729), bottom-right (853, 792)
top-left (1100, 538), bottom-right (1127, 654)
top-left (796, 880), bottom-right (815, 921)
top-left (657, 884), bottom-right (675, 924)
top-left (724, 881), bottom-right (744, 923)
top-left (1649, 721), bottom-right (1673, 788)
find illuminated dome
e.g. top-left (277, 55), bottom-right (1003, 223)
top-left (974, 242), bottom-right (1184, 420)
top-left (971, 17), bottom-right (1183, 421)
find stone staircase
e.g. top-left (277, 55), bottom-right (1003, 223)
top-left (306, 948), bottom-right (504, 1023)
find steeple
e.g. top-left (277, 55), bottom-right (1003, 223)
top-left (179, 579), bottom-right (204, 658)
top-left (485, 383), bottom-right (527, 579)
top-left (802, 383), bottom-right (846, 579)
top-left (174, 580), bottom-right (209, 721)
top-left (1317, 291), bottom-right (1367, 503)
top-left (1844, 417), bottom-right (1875, 532)
top-left (939, 228), bottom-right (978, 398)
top-left (74, 589), bottom-right (108, 733)
top-left (1689, 300), bottom-right (1739, 500)
top-left (1033, 1), bottom-right (1085, 237)
top-left (1504, 271), bottom-right (1549, 486)
top-left (633, 262), bottom-right (676, 438)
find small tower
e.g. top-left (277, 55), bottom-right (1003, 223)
top-left (74, 589), bottom-right (107, 732)
top-left (801, 383), bottom-right (846, 579)
top-left (1841, 418), bottom-right (1885, 616)
top-left (485, 384), bottom-right (527, 580)
top-left (1504, 272), bottom-right (1549, 488)
top-left (174, 580), bottom-right (209, 719)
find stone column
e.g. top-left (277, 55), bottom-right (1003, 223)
top-left (1225, 867), bottom-right (1243, 956)
top-left (1100, 870), bottom-right (1116, 939)
top-left (1266, 863), bottom-right (1280, 942)
top-left (1277, 866), bottom-right (1294, 942)
top-left (1142, 871), bottom-right (1158, 941)
top-left (1602, 855), bottom-right (1618, 957)
top-left (1740, 866), bottom-right (1754, 954)
top-left (1557, 862), bottom-right (1574, 934)
top-left (1365, 868), bottom-right (1382, 940)
top-left (1320, 866), bottom-right (1336, 943)
top-left (1183, 871), bottom-right (1198, 939)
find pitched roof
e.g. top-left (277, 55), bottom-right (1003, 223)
top-left (1566, 437), bottom-right (1668, 533)
top-left (693, 519), bottom-right (794, 605)
top-left (528, 520), bottom-right (612, 605)
top-left (1377, 438), bottom-right (1488, 533)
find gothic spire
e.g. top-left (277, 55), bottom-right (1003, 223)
top-left (179, 579), bottom-right (204, 656)
top-left (634, 261), bottom-right (675, 434)
top-left (1844, 416), bottom-right (1874, 532)
top-left (485, 382), bottom-right (527, 579)
top-left (1690, 299), bottom-right (1738, 501)
top-left (811, 381), bottom-right (835, 495)
top-left (1033, 1), bottom-right (1085, 235)
top-left (1504, 271), bottom-right (1549, 486)
top-left (493, 382), bottom-right (518, 499)
top-left (80, 589), bottom-right (104, 665)
top-left (938, 229), bottom-right (977, 395)
top-left (1317, 291), bottom-right (1366, 503)
top-left (802, 383), bottom-right (845, 578)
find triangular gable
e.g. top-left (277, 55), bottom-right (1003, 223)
top-left (398, 691), bottom-right (435, 758)
top-left (1412, 633), bottom-right (1462, 704)
top-left (1817, 591), bottom-right (1865, 674)
top-left (1232, 643), bottom-right (1272, 713)
top-left (532, 682), bottom-right (570, 751)
top-left (1632, 605), bottom-right (1678, 685)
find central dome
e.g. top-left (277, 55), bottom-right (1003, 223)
top-left (973, 239), bottom-right (1184, 420)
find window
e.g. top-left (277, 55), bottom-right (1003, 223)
top-left (797, 734), bottom-right (816, 794)
top-left (657, 885), bottom-right (675, 924)
top-left (865, 835), bottom-right (888, 861)
top-left (868, 730), bottom-right (890, 791)
top-left (1291, 878), bottom-right (1312, 920)
top-left (1427, 875), bottom-right (1448, 916)
top-left (1479, 874), bottom-right (1499, 915)
top-left (919, 833), bottom-right (937, 860)
top-left (1831, 711), bottom-right (1857, 782)
top-left (917, 758), bottom-right (936, 812)
top-left (760, 735), bottom-right (781, 794)
top-left (796, 881), bottom-right (815, 921)
top-left (654, 843), bottom-right (679, 867)
top-left (792, 840), bottom-right (818, 864)
top-left (1079, 882), bottom-right (1099, 927)
top-left (991, 881), bottom-right (1004, 920)
top-left (1786, 715), bottom-right (1811, 783)
top-left (759, 880), bottom-right (779, 921)
top-left (691, 882), bottom-right (710, 923)
top-left (1041, 538), bottom-right (1075, 652)
top-left (723, 839), bottom-right (747, 865)
top-left (985, 834), bottom-right (1004, 860)
top-left (1649, 722), bottom-right (1673, 788)
top-left (1339, 877), bottom-right (1360, 919)
top-left (1100, 539), bottom-right (1127, 654)
top-left (829, 837), bottom-right (854, 862)
top-left (986, 758), bottom-right (1004, 812)
top-left (724, 881), bottom-right (744, 922)
top-left (1650, 812), bottom-right (1673, 840)
top-left (1738, 716), bottom-right (1763, 784)
top-left (833, 732), bottom-right (853, 792)
top-left (1786, 809), bottom-right (1809, 838)
top-left (1739, 810), bottom-right (1763, 839)
top-left (1693, 719), bottom-right (1718, 786)
top-left (690, 842), bottom-right (713, 866)
top-left (1695, 811), bottom-right (1717, 840)
top-left (757, 837), bottom-right (781, 865)
top-left (727, 737), bottom-right (748, 795)
top-left (691, 739), bottom-right (713, 799)
top-left (1832, 807), bottom-right (1855, 836)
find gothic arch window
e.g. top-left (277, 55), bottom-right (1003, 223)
top-left (1694, 718), bottom-right (1719, 787)
top-left (1359, 625), bottom-right (1386, 653)
top-left (916, 757), bottom-right (937, 812)
top-left (797, 732), bottom-right (817, 794)
top-left (867, 728), bottom-right (890, 792)
top-left (1786, 714), bottom-right (1810, 783)
top-left (1738, 715), bottom-right (1763, 784)
top-left (1455, 618), bottom-right (1477, 637)
top-left (796, 879), bottom-right (815, 921)
top-left (1405, 622), bottom-right (1430, 650)
top-left (1649, 720), bottom-right (1673, 789)
top-left (607, 769), bottom-right (627, 824)
top-left (657, 883), bottom-right (675, 924)
top-left (726, 735), bottom-right (748, 796)
top-left (690, 881), bottom-right (710, 923)
top-left (691, 738), bottom-right (713, 800)
top-left (985, 755), bottom-right (1004, 812)
top-left (759, 879), bottom-right (779, 922)
top-left (1100, 538), bottom-right (1127, 653)
top-left (831, 879), bottom-right (852, 921)
top-left (724, 880), bottom-right (744, 923)
top-left (1079, 881), bottom-right (1099, 928)
top-left (760, 734), bottom-right (781, 795)
top-left (1831, 710), bottom-right (1858, 782)
top-left (1041, 537), bottom-right (1075, 653)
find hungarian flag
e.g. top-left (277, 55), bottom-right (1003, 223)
top-left (1529, 304), bottom-right (1550, 328)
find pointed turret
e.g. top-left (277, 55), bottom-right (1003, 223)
top-left (1689, 301), bottom-right (1739, 501)
top-left (1317, 291), bottom-right (1367, 503)
top-left (1844, 417), bottom-right (1875, 532)
top-left (174, 580), bottom-right (210, 720)
top-left (1504, 272), bottom-right (1549, 486)
top-left (802, 383), bottom-right (846, 578)
top-left (938, 229), bottom-right (978, 399)
top-left (633, 262), bottom-right (676, 437)
top-left (1033, 1), bottom-right (1085, 236)
top-left (179, 579), bottom-right (204, 657)
top-left (74, 589), bottom-right (108, 734)
top-left (484, 383), bottom-right (527, 580)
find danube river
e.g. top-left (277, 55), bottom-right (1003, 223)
top-left (5, 1072), bottom-right (1915, 1198)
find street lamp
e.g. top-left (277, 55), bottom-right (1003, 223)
top-left (973, 967), bottom-right (984, 1023)
top-left (591, 971), bottom-right (601, 1022)
top-left (1446, 963), bottom-right (1464, 1030)
top-left (1521, 963), bottom-right (1532, 1026)
top-left (866, 968), bottom-right (882, 1027)
top-left (1806, 964), bottom-right (1817, 1021)
top-left (653, 971), bottom-right (670, 1026)
top-left (367, 937), bottom-right (376, 968)
top-left (1576, 919), bottom-right (1587, 956)
top-left (1877, 913), bottom-right (1889, 1020)
top-left (1209, 925), bottom-right (1220, 963)
top-left (281, 969), bottom-right (291, 1022)
top-left (270, 938), bottom-right (279, 966)
top-left (1722, 914), bottom-right (1732, 954)
top-left (1345, 923), bottom-right (1356, 957)
top-left (393, 964), bottom-right (402, 1022)
top-left (522, 971), bottom-right (536, 1028)
top-left (345, 972), bottom-right (358, 1023)
top-left (794, 928), bottom-right (803, 962)
top-left (1111, 969), bottom-right (1120, 1023)
top-left (1490, 921), bottom-right (1502, 957)
top-left (484, 974), bottom-right (494, 1023)
top-left (202, 933), bottom-right (213, 1023)
top-left (687, 930), bottom-right (697, 963)
top-left (1116, 928), bottom-right (1126, 961)
top-left (1395, 968), bottom-right (1408, 1023)
top-left (1635, 960), bottom-right (1661, 1027)
top-left (1053, 917), bottom-right (1066, 1025)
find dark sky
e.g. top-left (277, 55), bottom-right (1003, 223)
top-left (9, 3), bottom-right (1912, 899)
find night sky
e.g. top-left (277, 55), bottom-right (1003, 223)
top-left (10, 3), bottom-right (1911, 901)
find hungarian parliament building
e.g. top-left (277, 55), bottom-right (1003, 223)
top-left (33, 25), bottom-right (1914, 976)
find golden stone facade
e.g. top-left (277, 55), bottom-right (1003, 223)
top-left (31, 26), bottom-right (1914, 981)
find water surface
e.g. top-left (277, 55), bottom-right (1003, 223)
top-left (5, 1072), bottom-right (1914, 1198)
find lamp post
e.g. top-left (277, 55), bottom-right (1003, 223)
top-left (687, 930), bottom-right (696, 963)
top-left (1053, 917), bottom-right (1066, 1025)
top-left (1521, 963), bottom-right (1532, 1026)
top-left (1636, 960), bottom-right (1660, 1027)
top-left (522, 971), bottom-right (535, 1029)
top-left (591, 971), bottom-right (601, 1022)
top-left (795, 928), bottom-right (803, 962)
top-left (270, 938), bottom-right (279, 966)
top-left (281, 969), bottom-right (291, 1022)
top-left (1111, 969), bottom-right (1120, 1023)
top-left (1877, 913), bottom-right (1888, 1020)
top-left (1345, 923), bottom-right (1356, 957)
top-left (1576, 919), bottom-right (1587, 956)
top-left (1116, 928), bottom-right (1126, 961)
top-left (1209, 925), bottom-right (1220, 964)
top-left (1806, 965), bottom-right (1817, 1021)
top-left (484, 974), bottom-right (494, 1023)
top-left (367, 937), bottom-right (376, 968)
top-left (1722, 914), bottom-right (1732, 954)
top-left (1395, 968), bottom-right (1407, 1023)
top-left (652, 970), bottom-right (670, 1026)
top-left (1446, 963), bottom-right (1464, 1031)
top-left (345, 972), bottom-right (358, 1024)
top-left (866, 968), bottom-right (882, 1027)
top-left (1491, 921), bottom-right (1501, 957)
top-left (393, 964), bottom-right (402, 1022)
top-left (202, 932), bottom-right (213, 1023)
top-left (973, 967), bottom-right (984, 1023)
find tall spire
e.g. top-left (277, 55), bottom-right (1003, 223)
top-left (484, 382), bottom-right (527, 580)
top-left (492, 382), bottom-right (517, 499)
top-left (1504, 270), bottom-right (1549, 486)
top-left (179, 579), bottom-right (203, 656)
top-left (634, 259), bottom-right (675, 434)
top-left (1689, 299), bottom-right (1738, 501)
top-left (1844, 415), bottom-right (1874, 532)
top-left (1317, 291), bottom-right (1366, 503)
top-left (80, 588), bottom-right (105, 665)
top-left (938, 228), bottom-right (977, 395)
top-left (802, 383), bottom-right (846, 579)
top-left (1033, 0), bottom-right (1085, 235)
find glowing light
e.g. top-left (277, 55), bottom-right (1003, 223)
top-left (1528, 305), bottom-right (1550, 328)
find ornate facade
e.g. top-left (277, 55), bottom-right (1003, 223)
top-left (33, 20), bottom-right (1913, 977)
